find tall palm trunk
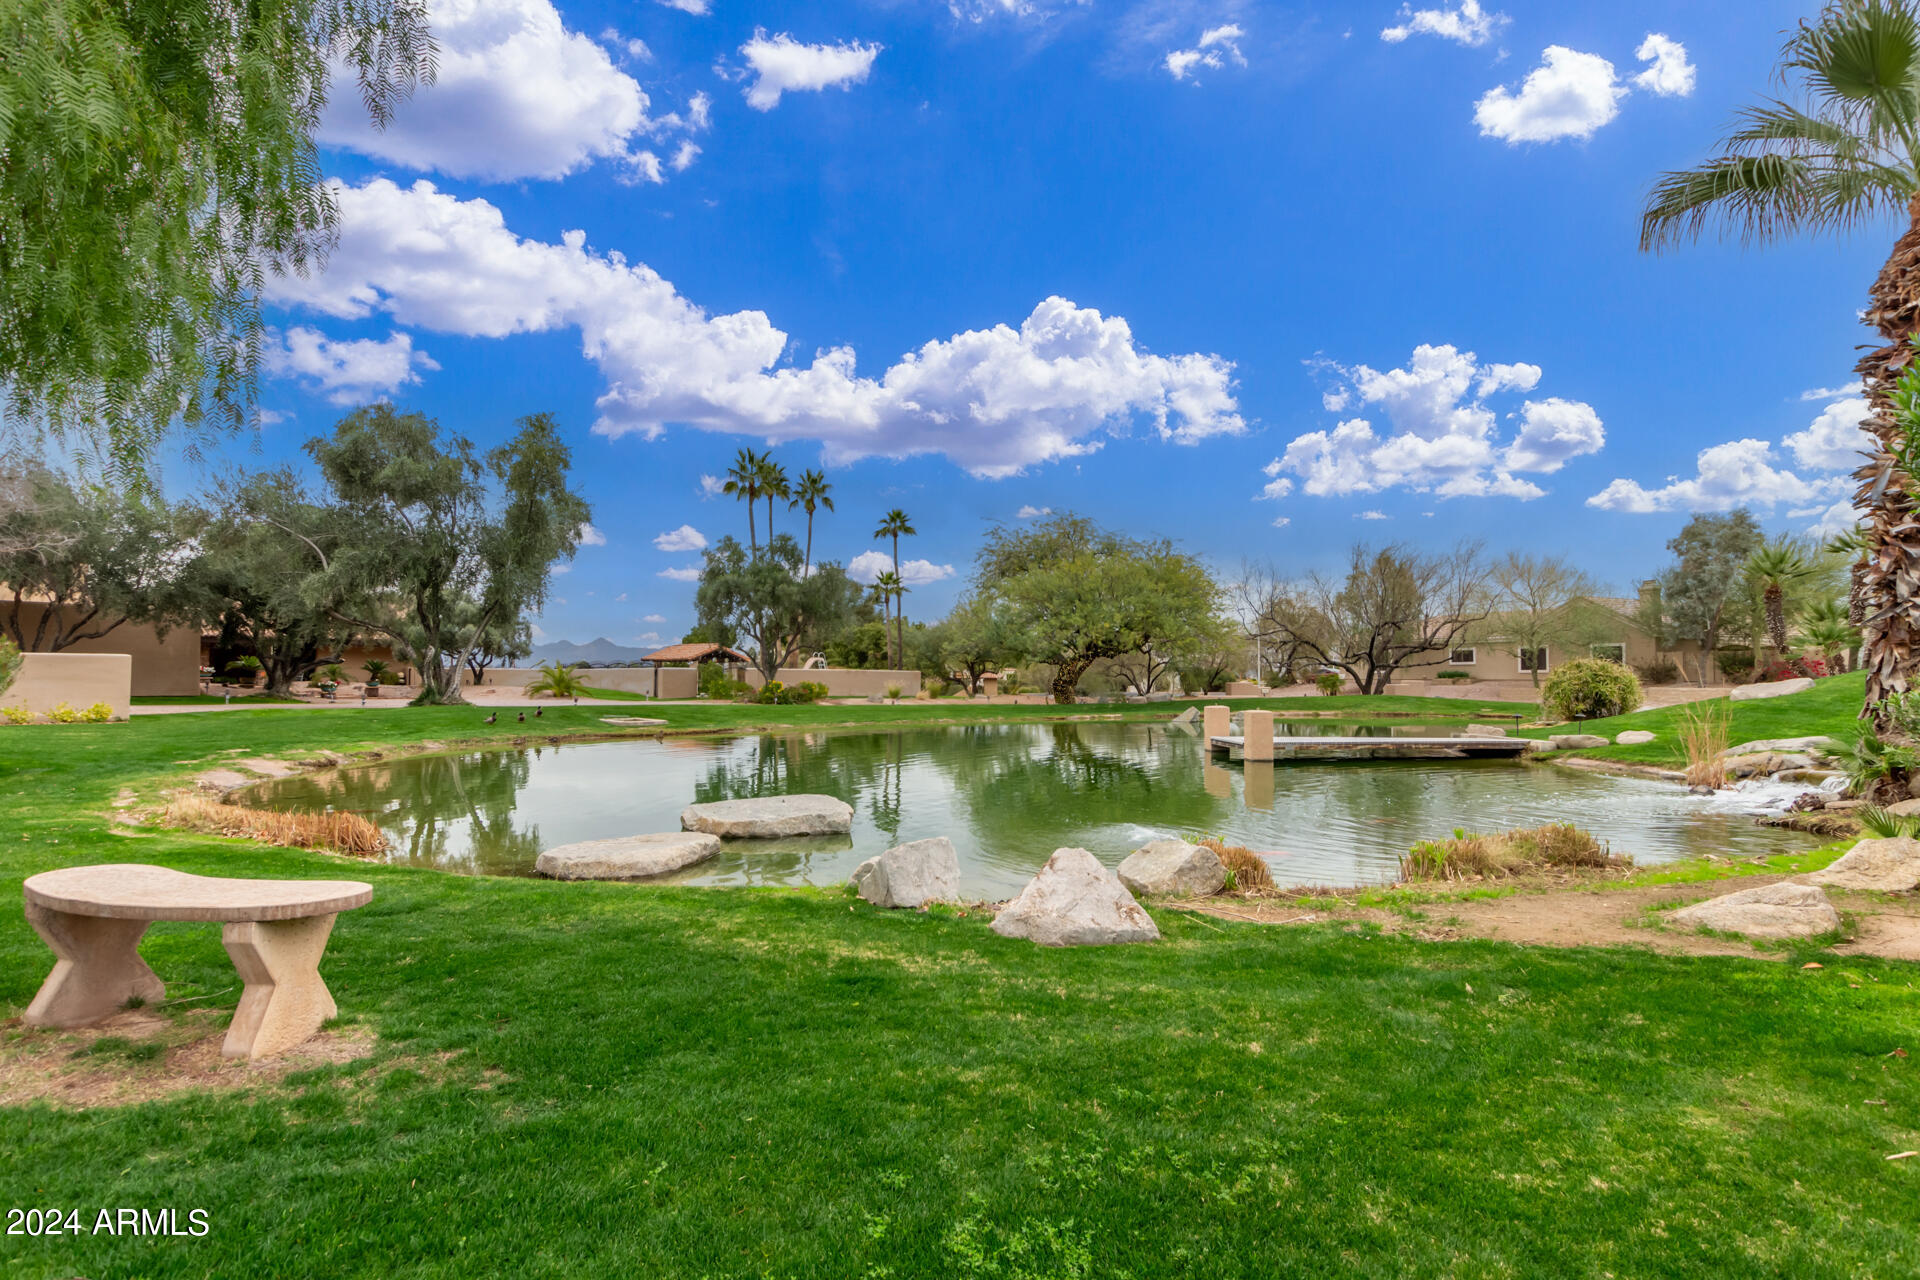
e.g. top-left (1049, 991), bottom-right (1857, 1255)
top-left (804, 509), bottom-right (814, 575)
top-left (765, 495), bottom-right (775, 544)
top-left (890, 533), bottom-right (902, 667)
top-left (747, 497), bottom-right (758, 559)
top-left (1855, 194), bottom-right (1920, 724)
top-left (1764, 583), bottom-right (1788, 656)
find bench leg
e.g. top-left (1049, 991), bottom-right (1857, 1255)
top-left (221, 915), bottom-right (339, 1060)
top-left (23, 903), bottom-right (166, 1029)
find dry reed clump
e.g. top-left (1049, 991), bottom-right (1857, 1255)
top-left (1398, 823), bottom-right (1629, 882)
top-left (1197, 838), bottom-right (1276, 893)
top-left (1677, 700), bottom-right (1731, 789)
top-left (164, 797), bottom-right (387, 857)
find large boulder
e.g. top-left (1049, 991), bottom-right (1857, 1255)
top-left (851, 837), bottom-right (961, 908)
top-left (991, 848), bottom-right (1160, 946)
top-left (1669, 882), bottom-right (1841, 940)
top-left (1549, 734), bottom-right (1610, 750)
top-left (1616, 730), bottom-right (1656, 745)
top-left (1729, 678), bottom-right (1815, 702)
top-left (1117, 839), bottom-right (1226, 898)
top-left (1810, 837), bottom-right (1920, 892)
top-left (681, 794), bottom-right (853, 839)
top-left (1170, 707), bottom-right (1200, 727)
top-left (535, 832), bottom-right (721, 881)
top-left (1463, 724), bottom-right (1509, 738)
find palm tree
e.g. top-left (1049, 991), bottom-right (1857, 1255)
top-left (1803, 607), bottom-right (1864, 671)
top-left (1826, 526), bottom-right (1873, 626)
top-left (874, 571), bottom-right (905, 667)
top-left (721, 447), bottom-right (766, 556)
top-left (1746, 538), bottom-right (1817, 656)
top-left (757, 457), bottom-right (790, 547)
top-left (1639, 1), bottom-right (1920, 719)
top-left (789, 469), bottom-right (834, 573)
top-left (873, 508), bottom-right (916, 664)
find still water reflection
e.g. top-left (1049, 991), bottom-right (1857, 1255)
top-left (244, 722), bottom-right (1812, 898)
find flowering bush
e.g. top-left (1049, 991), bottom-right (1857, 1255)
top-left (1767, 656), bottom-right (1828, 681)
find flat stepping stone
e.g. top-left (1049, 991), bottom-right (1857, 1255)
top-left (1669, 882), bottom-right (1840, 940)
top-left (680, 794), bottom-right (853, 839)
top-left (1809, 837), bottom-right (1920, 892)
top-left (535, 832), bottom-right (720, 880)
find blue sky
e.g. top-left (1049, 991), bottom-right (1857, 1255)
top-left (214, 0), bottom-right (1885, 648)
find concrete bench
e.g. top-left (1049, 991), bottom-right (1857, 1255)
top-left (22, 864), bottom-right (372, 1061)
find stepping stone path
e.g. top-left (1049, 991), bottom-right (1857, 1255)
top-left (851, 837), bottom-right (960, 909)
top-left (1669, 882), bottom-right (1841, 940)
top-left (1117, 838), bottom-right (1226, 897)
top-left (535, 832), bottom-right (720, 881)
top-left (1810, 837), bottom-right (1920, 892)
top-left (992, 848), bottom-right (1160, 947)
top-left (680, 794), bottom-right (853, 838)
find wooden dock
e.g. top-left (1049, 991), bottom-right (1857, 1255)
top-left (1209, 735), bottom-right (1530, 762)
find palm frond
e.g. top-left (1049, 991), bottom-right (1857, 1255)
top-left (1641, 154), bottom-right (1825, 250)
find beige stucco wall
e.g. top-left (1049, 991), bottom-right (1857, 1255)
top-left (478, 667), bottom-right (702, 698)
top-left (743, 668), bottom-right (923, 697)
top-left (13, 604), bottom-right (197, 696)
top-left (6, 652), bottom-right (132, 720)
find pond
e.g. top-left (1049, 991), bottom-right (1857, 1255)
top-left (242, 721), bottom-right (1815, 898)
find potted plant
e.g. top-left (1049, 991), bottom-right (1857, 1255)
top-left (314, 663), bottom-right (345, 700)
top-left (362, 659), bottom-right (392, 697)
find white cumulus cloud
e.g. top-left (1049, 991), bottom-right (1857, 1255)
top-left (1261, 344), bottom-right (1602, 502)
top-left (316, 0), bottom-right (705, 183)
top-left (1585, 439), bottom-right (1847, 513)
top-left (1633, 33), bottom-right (1695, 97)
top-left (847, 551), bottom-right (956, 585)
top-left (1016, 505), bottom-right (1052, 518)
top-left (1802, 382), bottom-right (1863, 402)
top-left (740, 31), bottom-right (882, 110)
top-left (698, 474), bottom-right (727, 498)
top-left (1356, 510), bottom-right (1390, 521)
top-left (264, 327), bottom-right (437, 403)
top-left (576, 523), bottom-right (607, 547)
top-left (658, 0), bottom-right (708, 12)
top-left (643, 613), bottom-right (665, 622)
top-left (266, 179), bottom-right (1245, 478)
top-left (658, 566), bottom-right (702, 582)
top-left (1271, 516), bottom-right (1291, 528)
top-left (1475, 46), bottom-right (1625, 144)
top-left (1165, 24), bottom-right (1246, 81)
top-left (652, 524), bottom-right (708, 552)
top-left (1590, 397), bottom-right (1870, 532)
top-left (1783, 397), bottom-right (1873, 471)
top-left (1381, 1), bottom-right (1507, 47)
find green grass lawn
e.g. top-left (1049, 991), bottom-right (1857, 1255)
top-left (1522, 671), bottom-right (1868, 769)
top-left (3, 697), bottom-right (1917, 1278)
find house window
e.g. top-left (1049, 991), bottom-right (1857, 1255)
top-left (1519, 647), bottom-right (1549, 673)
top-left (1591, 643), bottom-right (1626, 664)
top-left (1448, 648), bottom-right (1476, 665)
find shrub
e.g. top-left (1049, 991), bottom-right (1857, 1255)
top-left (0, 636), bottom-right (19, 697)
top-left (1196, 838), bottom-right (1275, 893)
top-left (224, 656), bottom-right (263, 683)
top-left (884, 683), bottom-right (904, 701)
top-left (795, 681), bottom-right (829, 704)
top-left (1634, 658), bottom-right (1681, 686)
top-left (1315, 673), bottom-right (1342, 696)
top-left (1, 705), bottom-right (35, 725)
top-left (1000, 673), bottom-right (1023, 696)
top-left (1435, 669), bottom-right (1471, 682)
top-left (1677, 700), bottom-right (1732, 789)
top-left (756, 680), bottom-right (786, 704)
top-left (164, 797), bottom-right (387, 857)
top-left (697, 663), bottom-right (733, 699)
top-left (1715, 651), bottom-right (1754, 681)
top-left (1400, 824), bottom-right (1626, 881)
top-left (1849, 728), bottom-right (1918, 798)
top-left (80, 702), bottom-right (114, 723)
top-left (45, 701), bottom-right (79, 723)
top-left (1768, 656), bottom-right (1827, 681)
top-left (1540, 658), bottom-right (1642, 721)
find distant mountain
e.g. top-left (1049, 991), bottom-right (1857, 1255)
top-left (528, 637), bottom-right (656, 667)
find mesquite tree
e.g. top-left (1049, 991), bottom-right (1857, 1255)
top-left (976, 514), bottom-right (1221, 705)
top-left (1241, 543), bottom-right (1492, 695)
top-left (300, 406), bottom-right (588, 705)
